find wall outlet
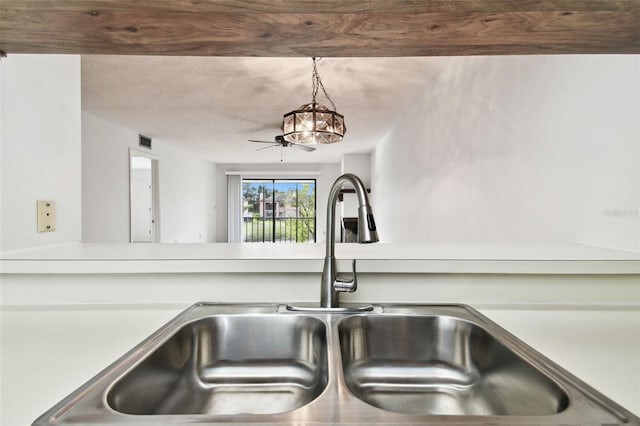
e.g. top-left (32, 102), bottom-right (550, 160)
top-left (37, 200), bottom-right (56, 232)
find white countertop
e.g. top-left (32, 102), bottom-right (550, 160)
top-left (1, 242), bottom-right (638, 274)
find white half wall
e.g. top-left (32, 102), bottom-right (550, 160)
top-left (0, 55), bottom-right (82, 251)
top-left (372, 55), bottom-right (640, 252)
top-left (215, 163), bottom-right (342, 242)
top-left (82, 112), bottom-right (216, 243)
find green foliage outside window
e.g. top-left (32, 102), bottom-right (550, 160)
top-left (242, 180), bottom-right (316, 243)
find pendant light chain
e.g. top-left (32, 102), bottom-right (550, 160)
top-left (282, 57), bottom-right (345, 144)
top-left (312, 58), bottom-right (337, 112)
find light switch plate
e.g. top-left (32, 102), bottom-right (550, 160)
top-left (37, 200), bottom-right (56, 232)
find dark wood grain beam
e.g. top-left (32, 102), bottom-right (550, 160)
top-left (1, 1), bottom-right (639, 56)
top-left (3, 0), bottom-right (639, 14)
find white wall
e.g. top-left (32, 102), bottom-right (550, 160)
top-left (372, 55), bottom-right (640, 252)
top-left (81, 112), bottom-right (132, 242)
top-left (215, 163), bottom-right (341, 242)
top-left (0, 55), bottom-right (82, 251)
top-left (341, 153), bottom-right (372, 218)
top-left (155, 139), bottom-right (216, 243)
top-left (82, 112), bottom-right (216, 243)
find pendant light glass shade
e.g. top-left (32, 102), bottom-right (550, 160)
top-left (283, 102), bottom-right (345, 144)
top-left (282, 58), bottom-right (346, 145)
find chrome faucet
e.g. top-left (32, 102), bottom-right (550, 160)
top-left (321, 173), bottom-right (379, 308)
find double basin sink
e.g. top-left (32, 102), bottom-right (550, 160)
top-left (34, 303), bottom-right (638, 424)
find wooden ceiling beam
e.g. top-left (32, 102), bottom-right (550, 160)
top-left (1, 1), bottom-right (639, 56)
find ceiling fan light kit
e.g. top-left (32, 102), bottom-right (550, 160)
top-left (282, 58), bottom-right (346, 145)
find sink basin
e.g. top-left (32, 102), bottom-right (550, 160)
top-left (108, 315), bottom-right (327, 415)
top-left (338, 315), bottom-right (569, 415)
top-left (33, 303), bottom-right (639, 425)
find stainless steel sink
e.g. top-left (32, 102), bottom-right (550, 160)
top-left (33, 303), bottom-right (639, 425)
top-left (108, 315), bottom-right (327, 415)
top-left (339, 315), bottom-right (568, 416)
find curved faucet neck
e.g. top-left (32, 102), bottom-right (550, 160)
top-left (325, 173), bottom-right (370, 258)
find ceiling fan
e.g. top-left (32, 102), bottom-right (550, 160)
top-left (248, 135), bottom-right (316, 153)
top-left (248, 135), bottom-right (316, 162)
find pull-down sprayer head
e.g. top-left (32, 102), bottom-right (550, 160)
top-left (357, 205), bottom-right (378, 244)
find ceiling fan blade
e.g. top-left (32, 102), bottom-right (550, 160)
top-left (256, 144), bottom-right (279, 151)
top-left (248, 139), bottom-right (278, 144)
top-left (290, 142), bottom-right (316, 152)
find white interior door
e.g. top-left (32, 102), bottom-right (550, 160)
top-left (130, 152), bottom-right (158, 242)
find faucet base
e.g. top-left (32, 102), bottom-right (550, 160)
top-left (284, 304), bottom-right (375, 313)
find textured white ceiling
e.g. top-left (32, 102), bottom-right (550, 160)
top-left (82, 56), bottom-right (446, 163)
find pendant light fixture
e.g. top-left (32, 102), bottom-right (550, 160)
top-left (282, 58), bottom-right (346, 145)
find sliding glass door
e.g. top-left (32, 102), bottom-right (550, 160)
top-left (242, 179), bottom-right (316, 243)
